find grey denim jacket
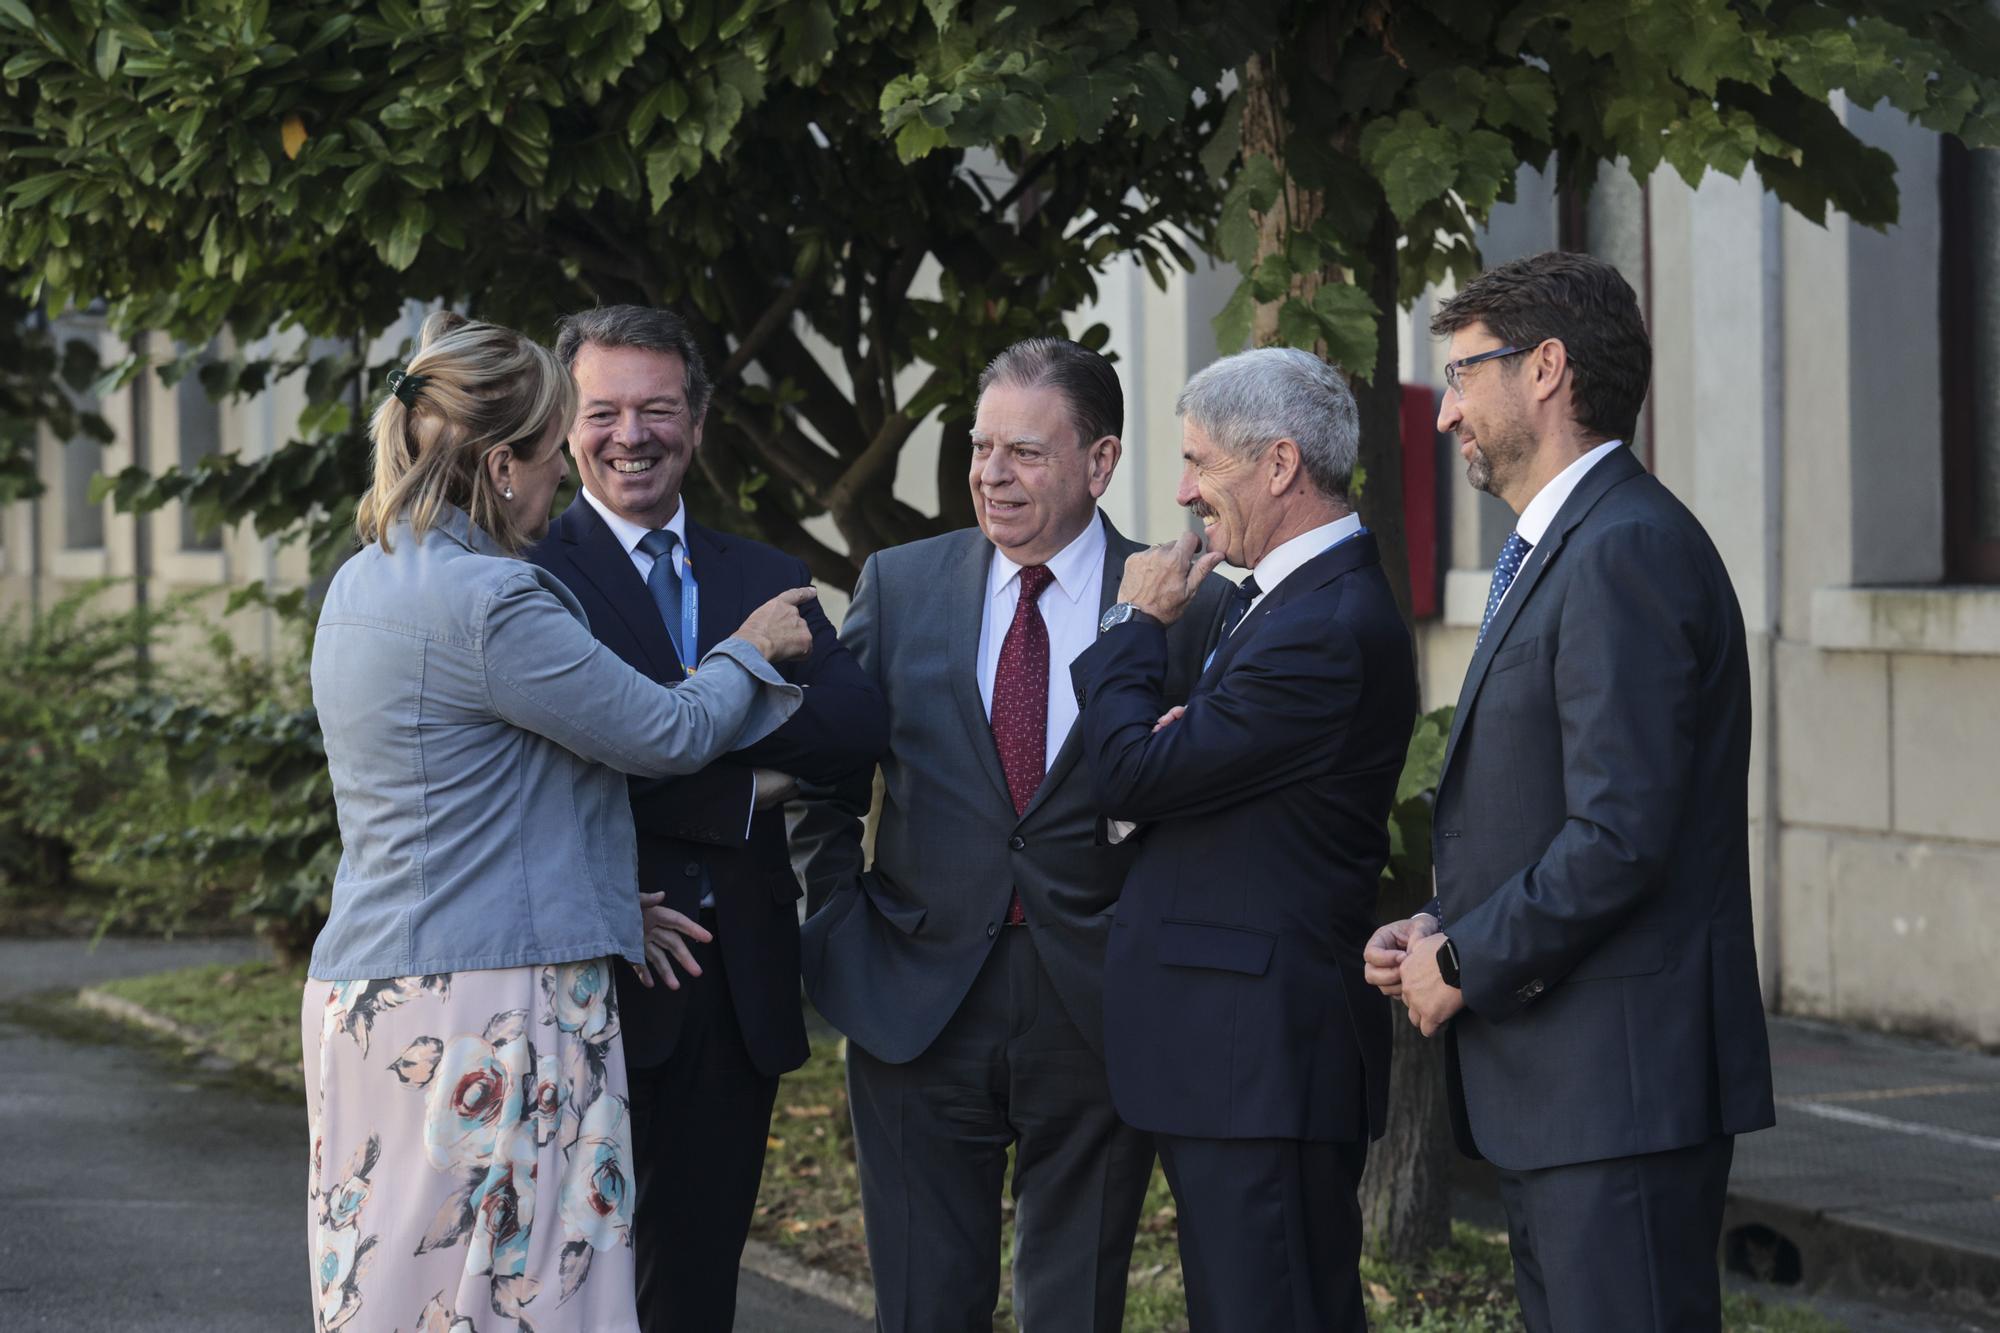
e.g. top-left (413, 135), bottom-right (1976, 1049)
top-left (307, 507), bottom-right (801, 980)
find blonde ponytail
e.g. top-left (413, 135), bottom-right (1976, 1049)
top-left (355, 312), bottom-right (575, 554)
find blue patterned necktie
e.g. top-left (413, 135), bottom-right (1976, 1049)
top-left (636, 528), bottom-right (687, 666)
top-left (1478, 532), bottom-right (1533, 647)
top-left (1219, 575), bottom-right (1261, 639)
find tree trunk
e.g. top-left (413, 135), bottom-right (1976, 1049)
top-left (1243, 52), bottom-right (1453, 1265)
top-left (1351, 196), bottom-right (1454, 1264)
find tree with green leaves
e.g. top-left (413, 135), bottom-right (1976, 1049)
top-left (0, 293), bottom-right (110, 501)
top-left (891, 0), bottom-right (2000, 1262)
top-left (0, 0), bottom-right (1257, 576)
top-left (8, 0), bottom-right (2000, 1274)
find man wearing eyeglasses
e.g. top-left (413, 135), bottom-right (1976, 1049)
top-left (1364, 251), bottom-right (1775, 1333)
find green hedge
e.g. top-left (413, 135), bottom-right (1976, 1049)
top-left (0, 582), bottom-right (331, 958)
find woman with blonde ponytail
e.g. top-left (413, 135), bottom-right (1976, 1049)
top-left (302, 312), bottom-right (819, 1332)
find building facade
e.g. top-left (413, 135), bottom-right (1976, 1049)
top-left (4, 104), bottom-right (1995, 1046)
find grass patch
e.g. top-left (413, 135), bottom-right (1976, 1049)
top-left (95, 958), bottom-right (306, 1080)
top-left (86, 970), bottom-right (1845, 1333)
top-left (756, 1013), bottom-right (1846, 1332)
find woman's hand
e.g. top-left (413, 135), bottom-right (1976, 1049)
top-left (630, 890), bottom-right (714, 990)
top-left (731, 587), bottom-right (817, 663)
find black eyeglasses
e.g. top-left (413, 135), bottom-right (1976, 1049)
top-left (1442, 344), bottom-right (1530, 396)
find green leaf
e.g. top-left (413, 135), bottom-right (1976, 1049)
top-left (94, 26), bottom-right (123, 80)
top-left (1212, 278), bottom-right (1255, 354)
top-left (380, 200), bottom-right (426, 271)
top-left (1362, 111), bottom-right (1459, 223)
top-left (1308, 282), bottom-right (1380, 380)
top-left (894, 117), bottom-right (950, 162)
top-left (1237, 152), bottom-right (1282, 213)
top-left (1249, 252), bottom-right (1292, 302)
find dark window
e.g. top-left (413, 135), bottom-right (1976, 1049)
top-left (176, 346), bottom-right (223, 551)
top-left (62, 400), bottom-right (104, 550)
top-left (1940, 137), bottom-right (2000, 583)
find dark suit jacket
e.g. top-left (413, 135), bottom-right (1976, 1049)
top-left (791, 515), bottom-right (1230, 1065)
top-left (1427, 446), bottom-right (1776, 1170)
top-left (1071, 532), bottom-right (1416, 1144)
top-left (527, 494), bottom-right (886, 1076)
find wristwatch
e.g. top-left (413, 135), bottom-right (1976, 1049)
top-left (1099, 602), bottom-right (1161, 633)
top-left (1437, 936), bottom-right (1462, 989)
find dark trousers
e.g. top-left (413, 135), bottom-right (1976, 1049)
top-left (628, 923), bottom-right (781, 1333)
top-left (845, 926), bottom-right (1154, 1333)
top-left (1154, 1132), bottom-right (1369, 1333)
top-left (1495, 1135), bottom-right (1736, 1333)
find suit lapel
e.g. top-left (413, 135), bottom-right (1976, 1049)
top-left (685, 519), bottom-right (742, 661)
top-left (1439, 447), bottom-right (1646, 783)
top-left (1023, 514), bottom-right (1133, 820)
top-left (554, 495), bottom-right (681, 680)
top-left (1197, 531), bottom-right (1380, 690)
top-left (945, 530), bottom-right (1013, 809)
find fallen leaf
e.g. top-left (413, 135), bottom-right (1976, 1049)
top-left (1367, 1281), bottom-right (1395, 1308)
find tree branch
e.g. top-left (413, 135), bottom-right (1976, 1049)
top-left (717, 259), bottom-right (817, 386)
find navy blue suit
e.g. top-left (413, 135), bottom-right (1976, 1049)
top-left (1425, 448), bottom-right (1774, 1332)
top-left (1071, 531), bottom-right (1416, 1333)
top-left (527, 493), bottom-right (885, 1333)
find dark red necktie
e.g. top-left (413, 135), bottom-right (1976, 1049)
top-left (990, 564), bottom-right (1054, 925)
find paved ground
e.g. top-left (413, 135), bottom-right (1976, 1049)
top-left (7, 937), bottom-right (1999, 1331)
top-left (0, 937), bottom-right (867, 1332)
top-left (1724, 1016), bottom-right (2000, 1328)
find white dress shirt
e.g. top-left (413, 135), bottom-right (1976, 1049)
top-left (977, 513), bottom-right (1107, 770)
top-left (1236, 512), bottom-right (1364, 624)
top-left (582, 486), bottom-right (690, 584)
top-left (580, 487), bottom-right (753, 858)
top-left (1496, 439), bottom-right (1625, 611)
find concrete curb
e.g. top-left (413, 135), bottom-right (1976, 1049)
top-left (76, 986), bottom-right (305, 1087)
top-left (77, 985), bottom-right (882, 1318)
top-left (1724, 1193), bottom-right (2000, 1324)
top-left (738, 1240), bottom-right (875, 1319)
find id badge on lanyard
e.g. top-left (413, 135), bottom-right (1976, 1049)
top-left (679, 552), bottom-right (700, 678)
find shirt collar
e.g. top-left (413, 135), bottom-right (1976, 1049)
top-left (583, 485), bottom-right (688, 557)
top-left (427, 503), bottom-right (509, 558)
top-left (988, 511), bottom-right (1107, 607)
top-left (1251, 512), bottom-right (1362, 596)
top-left (1515, 439), bottom-right (1625, 547)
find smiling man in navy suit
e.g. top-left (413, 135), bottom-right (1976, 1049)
top-left (1366, 252), bottom-right (1775, 1333)
top-left (526, 305), bottom-right (885, 1332)
top-left (1071, 347), bottom-right (1416, 1333)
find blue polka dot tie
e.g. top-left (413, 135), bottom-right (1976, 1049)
top-left (1478, 531), bottom-right (1533, 647)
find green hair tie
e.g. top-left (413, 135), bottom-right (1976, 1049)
top-left (386, 368), bottom-right (428, 407)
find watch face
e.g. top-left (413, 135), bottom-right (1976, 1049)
top-left (1100, 604), bottom-right (1130, 633)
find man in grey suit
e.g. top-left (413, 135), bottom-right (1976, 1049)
top-left (1366, 251), bottom-right (1775, 1332)
top-left (794, 337), bottom-right (1229, 1332)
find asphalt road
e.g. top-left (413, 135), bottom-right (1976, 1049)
top-left (0, 937), bottom-right (868, 1332)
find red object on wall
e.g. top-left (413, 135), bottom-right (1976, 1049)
top-left (1399, 383), bottom-right (1440, 619)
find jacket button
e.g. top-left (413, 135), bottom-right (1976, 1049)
top-left (683, 862), bottom-right (701, 878)
top-left (986, 922), bottom-right (998, 938)
top-left (1008, 835), bottom-right (1026, 851)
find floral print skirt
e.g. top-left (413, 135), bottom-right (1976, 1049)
top-left (302, 960), bottom-right (639, 1333)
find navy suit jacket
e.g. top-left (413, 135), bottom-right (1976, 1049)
top-left (1071, 532), bottom-right (1416, 1143)
top-left (527, 494), bottom-right (886, 1075)
top-left (1427, 447), bottom-right (1775, 1170)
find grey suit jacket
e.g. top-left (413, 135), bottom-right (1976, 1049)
top-left (1427, 447), bottom-right (1776, 1170)
top-left (793, 515), bottom-right (1230, 1064)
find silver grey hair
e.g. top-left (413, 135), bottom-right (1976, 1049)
top-left (1175, 347), bottom-right (1359, 500)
